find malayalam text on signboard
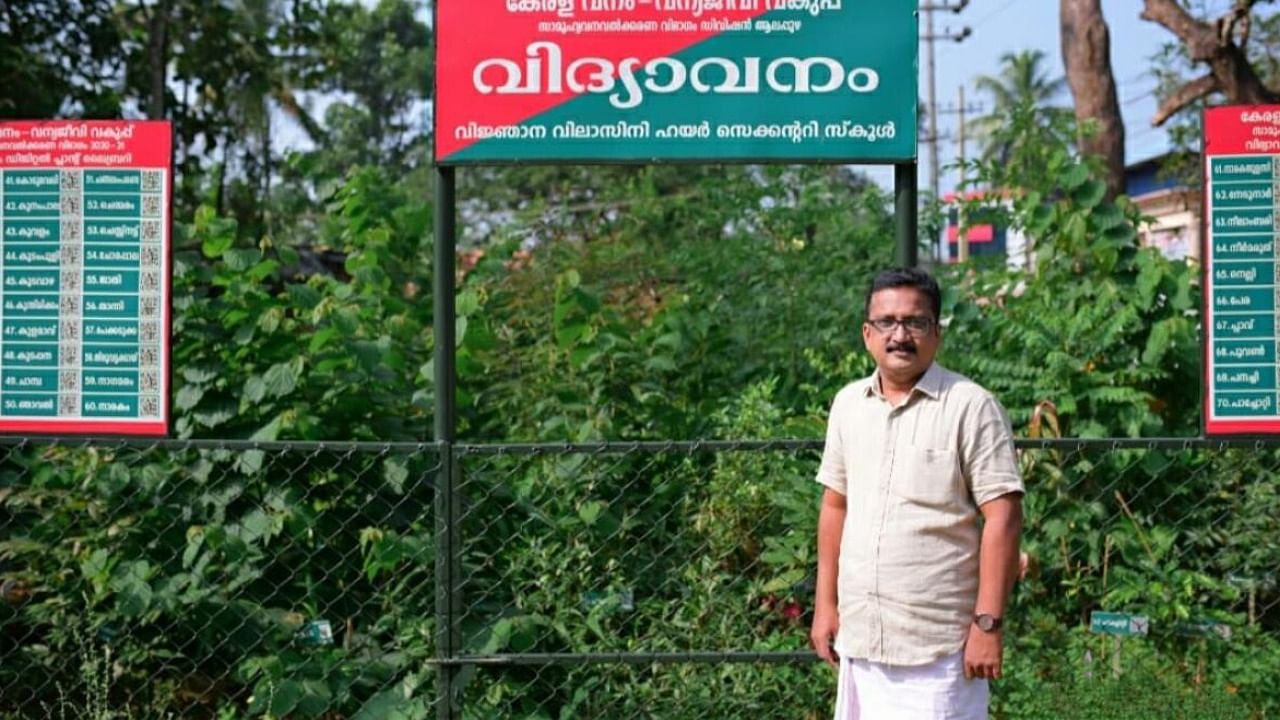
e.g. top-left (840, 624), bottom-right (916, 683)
top-left (0, 121), bottom-right (170, 436)
top-left (435, 0), bottom-right (918, 164)
top-left (1204, 105), bottom-right (1280, 435)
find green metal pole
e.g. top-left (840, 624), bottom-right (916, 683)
top-left (895, 162), bottom-right (919, 267)
top-left (434, 167), bottom-right (457, 444)
top-left (433, 166), bottom-right (460, 720)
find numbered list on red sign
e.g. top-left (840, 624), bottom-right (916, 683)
top-left (0, 121), bottom-right (170, 435)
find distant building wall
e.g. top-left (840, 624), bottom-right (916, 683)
top-left (1125, 155), bottom-right (1201, 263)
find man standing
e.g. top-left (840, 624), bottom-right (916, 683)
top-left (810, 267), bottom-right (1024, 719)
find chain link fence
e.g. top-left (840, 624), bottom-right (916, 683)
top-left (1, 438), bottom-right (1278, 718)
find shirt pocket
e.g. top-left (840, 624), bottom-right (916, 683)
top-left (893, 446), bottom-right (962, 507)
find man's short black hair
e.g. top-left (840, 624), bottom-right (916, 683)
top-left (864, 267), bottom-right (942, 321)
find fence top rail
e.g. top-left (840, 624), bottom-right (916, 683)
top-left (1, 436), bottom-right (1278, 454)
top-left (0, 437), bottom-right (444, 454)
top-left (429, 651), bottom-right (817, 666)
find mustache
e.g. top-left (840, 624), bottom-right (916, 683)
top-left (886, 342), bottom-right (917, 353)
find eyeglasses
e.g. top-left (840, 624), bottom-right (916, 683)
top-left (867, 316), bottom-right (935, 335)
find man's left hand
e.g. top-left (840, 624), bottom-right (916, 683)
top-left (963, 624), bottom-right (1003, 680)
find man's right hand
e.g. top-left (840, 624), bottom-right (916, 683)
top-left (810, 603), bottom-right (840, 669)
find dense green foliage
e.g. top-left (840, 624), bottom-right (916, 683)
top-left (2, 2), bottom-right (1279, 718)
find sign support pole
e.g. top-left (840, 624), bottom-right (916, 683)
top-left (433, 166), bottom-right (461, 720)
top-left (433, 166), bottom-right (457, 445)
top-left (895, 162), bottom-right (919, 267)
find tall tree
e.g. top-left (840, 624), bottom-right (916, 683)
top-left (1061, 0), bottom-right (1126, 201)
top-left (970, 50), bottom-right (1074, 165)
top-left (0, 1), bottom-right (124, 118)
top-left (1143, 0), bottom-right (1280, 126)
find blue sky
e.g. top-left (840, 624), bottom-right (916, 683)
top-left (865, 0), bottom-right (1178, 196)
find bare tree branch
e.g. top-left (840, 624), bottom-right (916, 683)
top-left (1143, 0), bottom-right (1280, 125)
top-left (1152, 74), bottom-right (1218, 126)
top-left (1142, 0), bottom-right (1215, 60)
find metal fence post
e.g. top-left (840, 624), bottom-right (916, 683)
top-left (434, 441), bottom-right (461, 720)
top-left (434, 165), bottom-right (461, 719)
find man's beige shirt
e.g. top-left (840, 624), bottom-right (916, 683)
top-left (816, 362), bottom-right (1023, 666)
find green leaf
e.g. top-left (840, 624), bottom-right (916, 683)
top-left (1061, 163), bottom-right (1090, 190)
top-left (556, 323), bottom-right (588, 347)
top-left (578, 500), bottom-right (604, 526)
top-left (251, 414), bottom-right (283, 442)
top-left (1143, 318), bottom-right (1176, 366)
top-left (384, 457), bottom-right (409, 494)
top-left (269, 679), bottom-right (304, 718)
top-left (574, 287), bottom-right (601, 313)
top-left (352, 690), bottom-right (417, 720)
top-left (455, 316), bottom-right (469, 348)
top-left (762, 568), bottom-right (805, 593)
top-left (309, 327), bottom-right (339, 353)
top-left (182, 530), bottom-right (205, 570)
top-left (237, 450), bottom-right (266, 475)
top-left (1071, 179), bottom-right (1107, 209)
top-left (457, 289), bottom-right (481, 316)
top-left (645, 356), bottom-right (677, 373)
top-left (288, 282), bottom-right (323, 309)
top-left (243, 375), bottom-right (267, 404)
top-left (116, 580), bottom-right (153, 618)
top-left (112, 561), bottom-right (153, 618)
top-left (263, 359), bottom-right (301, 398)
top-left (297, 680), bottom-right (334, 718)
top-left (182, 366), bottom-right (220, 383)
top-left (175, 385), bottom-right (204, 411)
top-left (80, 549), bottom-right (113, 586)
top-left (1090, 203), bottom-right (1125, 231)
top-left (1103, 223), bottom-right (1137, 244)
top-left (224, 248), bottom-right (263, 271)
top-left (233, 322), bottom-right (256, 345)
top-left (201, 232), bottom-right (234, 259)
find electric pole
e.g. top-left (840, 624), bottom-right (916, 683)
top-left (920, 1), bottom-right (971, 203)
top-left (958, 84), bottom-right (968, 262)
top-left (920, 1), bottom-right (970, 262)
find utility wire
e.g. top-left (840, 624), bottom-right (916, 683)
top-left (970, 0), bottom-right (1019, 29)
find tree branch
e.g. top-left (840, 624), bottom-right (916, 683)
top-left (1144, 0), bottom-right (1280, 123)
top-left (1152, 74), bottom-right (1218, 126)
top-left (1141, 0), bottom-right (1217, 60)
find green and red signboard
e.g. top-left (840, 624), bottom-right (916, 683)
top-left (1203, 105), bottom-right (1280, 435)
top-left (0, 121), bottom-right (171, 436)
top-left (434, 0), bottom-right (918, 164)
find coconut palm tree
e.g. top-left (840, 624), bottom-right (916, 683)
top-left (970, 49), bottom-right (1074, 164)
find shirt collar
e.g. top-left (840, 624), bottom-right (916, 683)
top-left (865, 362), bottom-right (943, 401)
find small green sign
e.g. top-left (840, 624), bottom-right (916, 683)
top-left (1210, 156), bottom-right (1273, 181)
top-left (1175, 620), bottom-right (1232, 640)
top-left (1211, 181), bottom-right (1274, 208)
top-left (582, 589), bottom-right (635, 613)
top-left (299, 619), bottom-right (334, 646)
top-left (1090, 611), bottom-right (1149, 637)
top-left (1214, 391), bottom-right (1277, 416)
top-left (1212, 287), bottom-right (1275, 312)
top-left (1213, 339), bottom-right (1276, 365)
top-left (1212, 208), bottom-right (1274, 233)
top-left (1213, 234), bottom-right (1275, 260)
top-left (1215, 366), bottom-right (1277, 390)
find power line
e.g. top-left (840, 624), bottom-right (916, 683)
top-left (970, 0), bottom-right (1018, 29)
top-left (1122, 88), bottom-right (1157, 106)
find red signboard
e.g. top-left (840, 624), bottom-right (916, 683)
top-left (1202, 106), bottom-right (1280, 435)
top-left (0, 120), bottom-right (171, 436)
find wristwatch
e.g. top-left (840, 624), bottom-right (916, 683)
top-left (973, 613), bottom-right (1003, 632)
